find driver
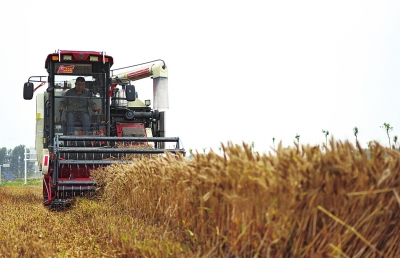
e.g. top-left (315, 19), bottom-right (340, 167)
top-left (59, 77), bottom-right (101, 135)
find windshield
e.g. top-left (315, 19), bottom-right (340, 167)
top-left (53, 63), bottom-right (107, 136)
top-left (54, 63), bottom-right (106, 97)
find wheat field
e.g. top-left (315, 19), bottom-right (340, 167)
top-left (1, 140), bottom-right (399, 257)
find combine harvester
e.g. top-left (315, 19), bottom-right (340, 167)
top-left (23, 50), bottom-right (185, 208)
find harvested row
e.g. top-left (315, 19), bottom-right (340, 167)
top-left (92, 140), bottom-right (400, 257)
top-left (0, 185), bottom-right (188, 257)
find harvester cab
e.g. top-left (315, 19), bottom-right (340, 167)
top-left (23, 50), bottom-right (185, 208)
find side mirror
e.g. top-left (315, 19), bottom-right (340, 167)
top-left (126, 85), bottom-right (136, 101)
top-left (23, 82), bottom-right (34, 100)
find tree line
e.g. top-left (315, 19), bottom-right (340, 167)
top-left (0, 145), bottom-right (35, 178)
top-left (278, 122), bottom-right (400, 150)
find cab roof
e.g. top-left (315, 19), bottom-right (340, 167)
top-left (45, 50), bottom-right (114, 68)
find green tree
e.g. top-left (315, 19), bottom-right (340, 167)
top-left (380, 123), bottom-right (393, 147)
top-left (10, 145), bottom-right (26, 178)
top-left (295, 134), bottom-right (300, 145)
top-left (353, 126), bottom-right (358, 143)
top-left (393, 135), bottom-right (398, 150)
top-left (0, 147), bottom-right (8, 165)
top-left (0, 145), bottom-right (35, 178)
top-left (272, 137), bottom-right (275, 152)
top-left (187, 148), bottom-right (194, 159)
top-left (322, 130), bottom-right (329, 147)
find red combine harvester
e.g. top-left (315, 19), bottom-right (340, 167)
top-left (23, 50), bottom-right (185, 208)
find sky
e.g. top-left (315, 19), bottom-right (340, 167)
top-left (1, 1), bottom-right (400, 154)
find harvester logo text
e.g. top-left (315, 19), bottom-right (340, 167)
top-left (57, 65), bottom-right (75, 74)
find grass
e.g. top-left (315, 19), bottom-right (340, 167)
top-left (0, 177), bottom-right (42, 187)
